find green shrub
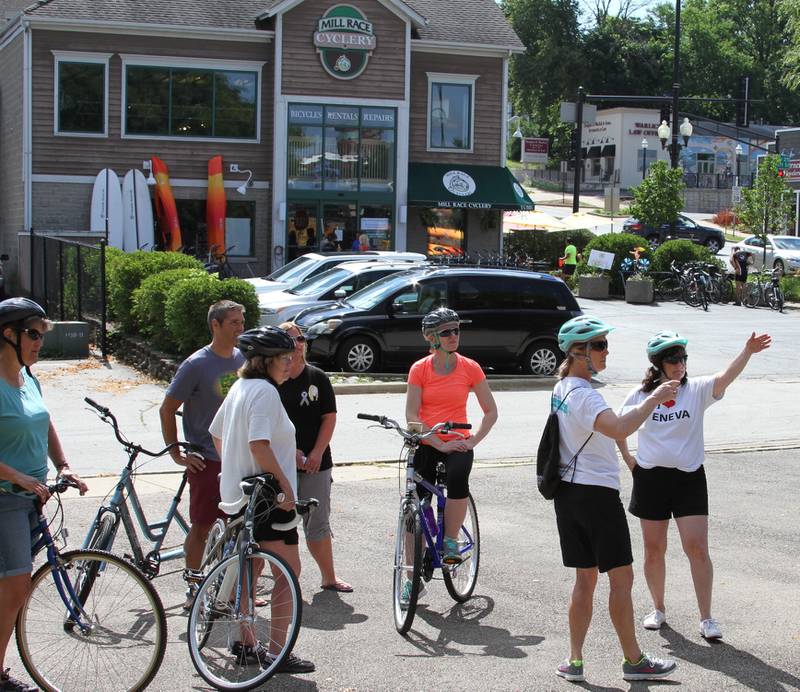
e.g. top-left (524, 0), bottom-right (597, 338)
top-left (781, 274), bottom-right (800, 301)
top-left (576, 233), bottom-right (653, 294)
top-left (651, 240), bottom-right (720, 273)
top-left (108, 251), bottom-right (204, 331)
top-left (505, 229), bottom-right (595, 268)
top-left (132, 268), bottom-right (208, 349)
top-left (164, 275), bottom-right (259, 357)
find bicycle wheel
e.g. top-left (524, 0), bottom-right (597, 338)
top-left (765, 285), bottom-right (784, 312)
top-left (744, 283), bottom-right (760, 308)
top-left (442, 493), bottom-right (480, 603)
top-left (87, 512), bottom-right (117, 552)
top-left (188, 550), bottom-right (302, 690)
top-left (201, 518), bottom-right (227, 571)
top-left (16, 549), bottom-right (166, 692)
top-left (682, 280), bottom-right (702, 307)
top-left (654, 276), bottom-right (681, 301)
top-left (392, 503), bottom-right (422, 635)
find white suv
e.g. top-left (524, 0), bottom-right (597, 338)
top-left (245, 251), bottom-right (426, 296)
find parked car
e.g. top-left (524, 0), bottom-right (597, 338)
top-left (245, 251), bottom-right (426, 296)
top-left (295, 266), bottom-right (582, 374)
top-left (738, 235), bottom-right (800, 274)
top-left (623, 214), bottom-right (726, 253)
top-left (258, 260), bottom-right (424, 326)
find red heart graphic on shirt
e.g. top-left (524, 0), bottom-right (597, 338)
top-left (663, 399), bottom-right (676, 408)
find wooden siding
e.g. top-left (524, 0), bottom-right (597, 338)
top-left (0, 30), bottom-right (25, 286)
top-left (281, 0), bottom-right (405, 100)
top-left (31, 29), bottom-right (273, 181)
top-left (409, 53), bottom-right (503, 166)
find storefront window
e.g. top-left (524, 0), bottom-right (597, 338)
top-left (361, 128), bottom-right (394, 192)
top-left (420, 208), bottom-right (465, 256)
top-left (324, 106), bottom-right (360, 191)
top-left (322, 203), bottom-right (356, 251)
top-left (359, 205), bottom-right (392, 250)
top-left (287, 203), bottom-right (320, 260)
top-left (288, 105), bottom-right (324, 190)
top-left (175, 199), bottom-right (255, 256)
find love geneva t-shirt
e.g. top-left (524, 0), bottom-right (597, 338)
top-left (552, 377), bottom-right (619, 490)
top-left (620, 375), bottom-right (721, 472)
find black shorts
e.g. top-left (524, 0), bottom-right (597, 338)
top-left (554, 482), bottom-right (633, 573)
top-left (629, 464), bottom-right (708, 520)
top-left (414, 444), bottom-right (473, 500)
top-left (562, 264), bottom-right (576, 276)
top-left (250, 502), bottom-right (299, 545)
top-left (735, 273), bottom-right (747, 283)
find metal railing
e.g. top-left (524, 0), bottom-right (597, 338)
top-left (683, 172), bottom-right (755, 189)
top-left (29, 230), bottom-right (107, 358)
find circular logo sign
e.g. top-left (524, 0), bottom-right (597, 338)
top-left (513, 182), bottom-right (525, 198)
top-left (313, 5), bottom-right (377, 80)
top-left (442, 170), bottom-right (476, 197)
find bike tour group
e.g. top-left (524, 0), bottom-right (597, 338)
top-left (0, 293), bottom-right (771, 690)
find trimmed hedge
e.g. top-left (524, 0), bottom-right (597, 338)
top-left (164, 275), bottom-right (260, 357)
top-left (651, 240), bottom-right (721, 273)
top-left (781, 274), bottom-right (800, 301)
top-left (505, 229), bottom-right (595, 268)
top-left (132, 268), bottom-right (208, 350)
top-left (108, 251), bottom-right (205, 331)
top-left (576, 233), bottom-right (654, 294)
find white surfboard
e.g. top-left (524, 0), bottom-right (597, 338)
top-left (122, 169), bottom-right (155, 251)
top-left (90, 168), bottom-right (123, 249)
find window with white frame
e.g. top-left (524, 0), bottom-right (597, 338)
top-left (426, 73), bottom-right (477, 151)
top-left (53, 51), bottom-right (111, 136)
top-left (121, 56), bottom-right (263, 141)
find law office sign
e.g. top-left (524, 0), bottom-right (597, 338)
top-left (521, 137), bottom-right (549, 163)
top-left (313, 5), bottom-right (377, 80)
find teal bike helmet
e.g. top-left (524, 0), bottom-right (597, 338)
top-left (557, 315), bottom-right (615, 353)
top-left (646, 330), bottom-right (688, 357)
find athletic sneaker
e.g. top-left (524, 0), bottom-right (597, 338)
top-left (1, 668), bottom-right (38, 692)
top-left (556, 659), bottom-right (585, 682)
top-left (622, 653), bottom-right (677, 681)
top-left (700, 618), bottom-right (723, 640)
top-left (400, 579), bottom-right (428, 605)
top-left (643, 609), bottom-right (666, 630)
top-left (442, 537), bottom-right (462, 565)
top-left (275, 653), bottom-right (316, 674)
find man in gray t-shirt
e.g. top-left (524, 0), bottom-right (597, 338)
top-left (159, 300), bottom-right (245, 609)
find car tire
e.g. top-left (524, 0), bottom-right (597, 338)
top-left (774, 259), bottom-right (785, 276)
top-left (522, 341), bottom-right (562, 376)
top-left (705, 238), bottom-right (722, 254)
top-left (646, 235), bottom-right (661, 251)
top-left (336, 336), bottom-right (380, 373)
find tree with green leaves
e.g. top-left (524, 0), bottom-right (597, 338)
top-left (735, 154), bottom-right (794, 237)
top-left (627, 161), bottom-right (685, 227)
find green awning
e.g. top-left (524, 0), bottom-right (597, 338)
top-left (407, 163), bottom-right (535, 211)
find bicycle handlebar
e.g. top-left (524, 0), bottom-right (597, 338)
top-left (84, 397), bottom-right (202, 459)
top-left (357, 413), bottom-right (471, 441)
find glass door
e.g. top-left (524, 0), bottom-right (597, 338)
top-left (287, 202), bottom-right (321, 261)
top-left (321, 202), bottom-right (357, 252)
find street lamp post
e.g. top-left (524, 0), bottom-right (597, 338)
top-left (735, 143), bottom-right (743, 187)
top-left (641, 138), bottom-right (649, 181)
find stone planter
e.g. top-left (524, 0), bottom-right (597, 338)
top-left (578, 275), bottom-right (610, 299)
top-left (624, 278), bottom-right (654, 304)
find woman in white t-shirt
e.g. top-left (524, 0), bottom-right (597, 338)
top-left (617, 330), bottom-right (771, 642)
top-left (209, 326), bottom-right (315, 675)
top-left (552, 316), bottom-right (679, 684)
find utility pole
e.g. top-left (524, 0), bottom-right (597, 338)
top-left (572, 87), bottom-right (584, 213)
top-left (670, 0), bottom-right (681, 169)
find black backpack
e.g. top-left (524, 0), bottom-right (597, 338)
top-left (536, 388), bottom-right (593, 499)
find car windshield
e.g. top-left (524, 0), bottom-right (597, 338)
top-left (289, 266), bottom-right (354, 296)
top-left (347, 272), bottom-right (418, 310)
top-left (772, 237), bottom-right (800, 250)
top-left (263, 256), bottom-right (317, 282)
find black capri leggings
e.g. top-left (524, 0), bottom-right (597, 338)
top-left (413, 444), bottom-right (474, 500)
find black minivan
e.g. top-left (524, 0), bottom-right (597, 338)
top-left (295, 266), bottom-right (582, 375)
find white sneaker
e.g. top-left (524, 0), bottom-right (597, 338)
top-left (700, 618), bottom-right (723, 640)
top-left (643, 609), bottom-right (666, 630)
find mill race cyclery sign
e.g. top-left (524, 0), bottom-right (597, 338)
top-left (313, 5), bottom-right (377, 80)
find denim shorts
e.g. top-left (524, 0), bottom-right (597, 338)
top-left (0, 492), bottom-right (39, 578)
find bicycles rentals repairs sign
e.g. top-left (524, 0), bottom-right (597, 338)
top-left (313, 5), bottom-right (377, 80)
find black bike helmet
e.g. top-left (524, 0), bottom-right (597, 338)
top-left (0, 297), bottom-right (46, 327)
top-left (237, 326), bottom-right (295, 359)
top-left (421, 307), bottom-right (460, 335)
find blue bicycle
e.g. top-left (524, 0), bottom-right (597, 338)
top-left (13, 477), bottom-right (167, 691)
top-left (358, 414), bottom-right (480, 634)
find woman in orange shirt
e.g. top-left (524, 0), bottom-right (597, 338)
top-left (405, 308), bottom-right (498, 564)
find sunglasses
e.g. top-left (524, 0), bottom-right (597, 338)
top-left (662, 354), bottom-right (688, 365)
top-left (437, 327), bottom-right (460, 338)
top-left (293, 335), bottom-right (307, 344)
top-left (588, 339), bottom-right (608, 352)
top-left (273, 354), bottom-right (294, 364)
top-left (23, 328), bottom-right (44, 342)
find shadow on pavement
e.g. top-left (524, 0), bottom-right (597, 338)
top-left (660, 625), bottom-right (800, 691)
top-left (400, 595), bottom-right (544, 659)
top-left (301, 589), bottom-right (368, 631)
